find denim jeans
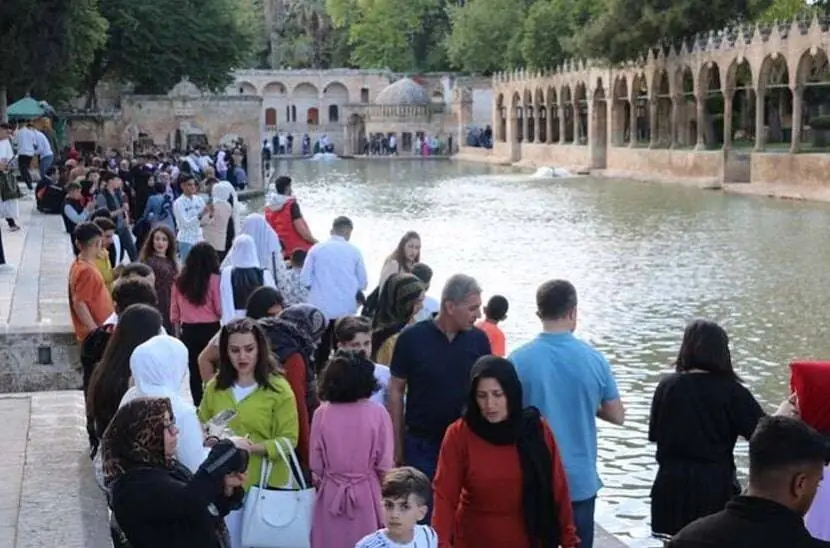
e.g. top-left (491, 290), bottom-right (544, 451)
top-left (178, 241), bottom-right (193, 261)
top-left (39, 154), bottom-right (53, 180)
top-left (572, 496), bottom-right (596, 548)
top-left (404, 431), bottom-right (442, 523)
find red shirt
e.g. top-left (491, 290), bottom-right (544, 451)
top-left (475, 320), bottom-right (506, 357)
top-left (433, 418), bottom-right (579, 548)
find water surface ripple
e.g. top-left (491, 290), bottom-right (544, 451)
top-left (260, 160), bottom-right (830, 546)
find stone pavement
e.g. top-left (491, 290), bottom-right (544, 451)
top-left (0, 195), bottom-right (75, 331)
top-left (0, 392), bottom-right (108, 548)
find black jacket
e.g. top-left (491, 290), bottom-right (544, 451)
top-left (669, 496), bottom-right (830, 548)
top-left (111, 461), bottom-right (242, 548)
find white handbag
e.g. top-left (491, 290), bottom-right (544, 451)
top-left (241, 438), bottom-right (315, 548)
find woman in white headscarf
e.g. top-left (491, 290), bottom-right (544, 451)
top-left (234, 213), bottom-right (288, 285)
top-left (219, 234), bottom-right (276, 325)
top-left (118, 335), bottom-right (207, 473)
top-left (203, 181), bottom-right (240, 262)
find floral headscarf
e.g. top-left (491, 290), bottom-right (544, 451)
top-left (280, 304), bottom-right (327, 345)
top-left (102, 397), bottom-right (173, 487)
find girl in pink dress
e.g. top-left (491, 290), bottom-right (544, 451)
top-left (310, 350), bottom-right (394, 548)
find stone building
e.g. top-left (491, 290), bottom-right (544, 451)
top-left (463, 17), bottom-right (830, 187)
top-left (64, 79), bottom-right (263, 188)
top-left (228, 70), bottom-right (483, 154)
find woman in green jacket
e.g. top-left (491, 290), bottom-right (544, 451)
top-left (198, 317), bottom-right (299, 548)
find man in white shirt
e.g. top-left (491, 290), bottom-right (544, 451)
top-left (301, 215), bottom-right (367, 369)
top-left (15, 122), bottom-right (37, 190)
top-left (0, 123), bottom-right (16, 267)
top-left (34, 128), bottom-right (53, 180)
top-left (172, 174), bottom-right (208, 260)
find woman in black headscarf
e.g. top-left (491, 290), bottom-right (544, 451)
top-left (103, 397), bottom-right (249, 548)
top-left (432, 356), bottom-right (579, 548)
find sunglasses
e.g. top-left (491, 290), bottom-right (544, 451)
top-left (224, 318), bottom-right (257, 334)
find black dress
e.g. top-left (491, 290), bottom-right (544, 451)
top-left (648, 372), bottom-right (765, 536)
top-left (111, 462), bottom-right (240, 548)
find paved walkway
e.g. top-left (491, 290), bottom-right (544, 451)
top-left (0, 392), bottom-right (108, 548)
top-left (0, 195), bottom-right (75, 332)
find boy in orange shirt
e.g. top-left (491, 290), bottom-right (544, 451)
top-left (475, 295), bottom-right (508, 357)
top-left (68, 222), bottom-right (114, 341)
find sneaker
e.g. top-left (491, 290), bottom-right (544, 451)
top-left (0, 263), bottom-right (15, 271)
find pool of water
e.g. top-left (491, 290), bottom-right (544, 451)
top-left (253, 158), bottom-right (830, 545)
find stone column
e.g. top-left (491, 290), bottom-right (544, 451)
top-left (648, 99), bottom-right (658, 148)
top-left (754, 90), bottom-right (765, 151)
top-left (790, 85), bottom-right (803, 153)
top-left (629, 97), bottom-right (638, 147)
top-left (548, 110), bottom-right (555, 144)
top-left (533, 113), bottom-right (541, 144)
top-left (559, 106), bottom-right (566, 144)
top-left (695, 94), bottom-right (705, 150)
top-left (670, 97), bottom-right (680, 148)
top-left (573, 103), bottom-right (581, 144)
top-left (723, 92), bottom-right (733, 150)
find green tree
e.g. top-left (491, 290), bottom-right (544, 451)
top-left (83, 0), bottom-right (254, 106)
top-left (347, 0), bottom-right (440, 70)
top-left (0, 0), bottom-right (107, 119)
top-left (445, 0), bottom-right (527, 73)
top-left (757, 0), bottom-right (809, 22)
top-left (520, 1), bottom-right (567, 70)
top-left (576, 0), bottom-right (772, 63)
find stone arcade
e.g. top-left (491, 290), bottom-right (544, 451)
top-left (464, 16), bottom-right (830, 187)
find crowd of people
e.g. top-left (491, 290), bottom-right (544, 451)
top-left (64, 168), bottom-right (830, 548)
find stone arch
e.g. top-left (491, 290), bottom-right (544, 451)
top-left (292, 82), bottom-right (319, 99)
top-left (347, 113), bottom-right (366, 155)
top-left (757, 53), bottom-right (793, 148)
top-left (511, 92), bottom-right (523, 143)
top-left (496, 93), bottom-right (506, 142)
top-left (726, 57), bottom-right (755, 146)
top-left (547, 86), bottom-right (559, 143)
top-left (698, 62), bottom-right (725, 148)
top-left (523, 89), bottom-right (534, 143)
top-left (237, 81), bottom-right (258, 95)
top-left (561, 85), bottom-right (573, 143)
top-left (631, 72), bottom-right (649, 144)
top-left (612, 75), bottom-right (630, 146)
top-left (323, 81), bottom-right (348, 124)
top-left (262, 81), bottom-right (287, 96)
top-left (652, 69), bottom-right (672, 147)
top-left (535, 88), bottom-right (546, 143)
top-left (795, 47), bottom-right (830, 150)
top-left (674, 66), bottom-right (697, 147)
top-left (292, 83), bottom-right (320, 129)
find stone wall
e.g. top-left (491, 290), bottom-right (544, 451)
top-left (751, 152), bottom-right (830, 186)
top-left (65, 94), bottom-right (265, 189)
top-left (484, 17), bottom-right (830, 186)
top-left (0, 329), bottom-right (81, 392)
top-left (605, 148), bottom-right (724, 185)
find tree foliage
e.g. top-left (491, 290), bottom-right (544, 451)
top-left (0, 0), bottom-right (107, 115)
top-left (445, 0), bottom-right (527, 73)
top-left (576, 0), bottom-right (773, 64)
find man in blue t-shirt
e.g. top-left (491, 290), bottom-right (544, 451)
top-left (509, 279), bottom-right (625, 548)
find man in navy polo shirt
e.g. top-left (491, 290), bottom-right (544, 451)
top-left (387, 274), bottom-right (491, 514)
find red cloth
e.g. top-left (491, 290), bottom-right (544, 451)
top-left (265, 198), bottom-right (312, 259)
top-left (790, 361), bottom-right (830, 435)
top-left (283, 352), bottom-right (310, 468)
top-left (432, 418), bottom-right (579, 548)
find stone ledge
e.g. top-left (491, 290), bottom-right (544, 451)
top-left (0, 330), bottom-right (80, 393)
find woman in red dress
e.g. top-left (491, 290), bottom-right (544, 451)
top-left (432, 356), bottom-right (579, 548)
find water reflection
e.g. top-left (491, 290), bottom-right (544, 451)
top-left (257, 159), bottom-right (830, 545)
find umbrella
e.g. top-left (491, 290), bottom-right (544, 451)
top-left (7, 96), bottom-right (46, 120)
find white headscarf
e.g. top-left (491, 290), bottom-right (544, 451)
top-left (212, 180), bottom-right (240, 234)
top-left (242, 213), bottom-right (285, 280)
top-left (118, 335), bottom-right (207, 472)
top-left (220, 234), bottom-right (277, 325)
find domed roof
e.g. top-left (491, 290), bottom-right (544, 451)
top-left (374, 78), bottom-right (429, 106)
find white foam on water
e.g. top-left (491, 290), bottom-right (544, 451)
top-left (310, 152), bottom-right (340, 161)
top-left (531, 166), bottom-right (574, 179)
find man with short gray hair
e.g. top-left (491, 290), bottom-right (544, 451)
top-left (387, 273), bottom-right (491, 520)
